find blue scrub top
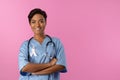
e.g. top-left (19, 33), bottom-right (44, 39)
top-left (18, 36), bottom-right (67, 80)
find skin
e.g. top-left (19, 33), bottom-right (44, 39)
top-left (22, 14), bottom-right (65, 75)
top-left (30, 14), bottom-right (46, 43)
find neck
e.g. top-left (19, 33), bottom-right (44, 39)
top-left (34, 34), bottom-right (46, 43)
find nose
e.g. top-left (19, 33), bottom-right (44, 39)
top-left (36, 22), bottom-right (40, 27)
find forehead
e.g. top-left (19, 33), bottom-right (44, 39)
top-left (31, 14), bottom-right (45, 20)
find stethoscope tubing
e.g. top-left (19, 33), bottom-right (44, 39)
top-left (27, 35), bottom-right (56, 61)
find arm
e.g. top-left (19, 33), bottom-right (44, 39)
top-left (18, 41), bottom-right (57, 73)
top-left (22, 62), bottom-right (51, 73)
top-left (31, 38), bottom-right (67, 75)
top-left (32, 64), bottom-right (65, 75)
top-left (22, 58), bottom-right (57, 73)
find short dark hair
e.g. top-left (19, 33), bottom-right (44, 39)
top-left (28, 8), bottom-right (47, 23)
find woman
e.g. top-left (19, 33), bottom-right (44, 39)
top-left (18, 8), bottom-right (67, 80)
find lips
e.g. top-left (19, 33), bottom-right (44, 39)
top-left (35, 27), bottom-right (41, 30)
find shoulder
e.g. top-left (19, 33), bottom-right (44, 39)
top-left (51, 37), bottom-right (61, 43)
top-left (21, 37), bottom-right (33, 46)
top-left (21, 40), bottom-right (29, 45)
top-left (20, 40), bottom-right (29, 48)
top-left (51, 36), bottom-right (64, 47)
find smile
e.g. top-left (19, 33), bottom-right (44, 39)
top-left (35, 27), bottom-right (41, 30)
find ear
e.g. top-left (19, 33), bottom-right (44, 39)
top-left (29, 23), bottom-right (32, 27)
top-left (45, 20), bottom-right (47, 26)
top-left (29, 21), bottom-right (31, 25)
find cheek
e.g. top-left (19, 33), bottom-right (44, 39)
top-left (30, 26), bottom-right (35, 31)
top-left (30, 24), bottom-right (34, 28)
top-left (42, 23), bottom-right (46, 28)
top-left (42, 25), bottom-right (46, 29)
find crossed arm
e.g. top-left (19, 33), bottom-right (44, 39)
top-left (22, 58), bottom-right (65, 75)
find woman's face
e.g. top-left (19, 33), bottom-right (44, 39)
top-left (30, 14), bottom-right (46, 35)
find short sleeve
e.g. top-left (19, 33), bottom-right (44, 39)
top-left (55, 38), bottom-right (67, 73)
top-left (18, 41), bottom-right (30, 76)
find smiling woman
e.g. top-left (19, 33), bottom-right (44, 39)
top-left (28, 10), bottom-right (46, 38)
top-left (30, 14), bottom-right (46, 41)
top-left (18, 8), bottom-right (67, 80)
top-left (1, 0), bottom-right (120, 80)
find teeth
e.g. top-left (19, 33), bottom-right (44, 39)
top-left (36, 28), bottom-right (40, 30)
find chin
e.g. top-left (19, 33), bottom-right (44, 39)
top-left (34, 32), bottom-right (44, 35)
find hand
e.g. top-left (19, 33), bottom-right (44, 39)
top-left (49, 58), bottom-right (57, 66)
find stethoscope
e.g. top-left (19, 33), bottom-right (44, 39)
top-left (27, 35), bottom-right (56, 61)
top-left (20, 35), bottom-right (56, 76)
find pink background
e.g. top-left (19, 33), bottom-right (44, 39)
top-left (0, 0), bottom-right (120, 80)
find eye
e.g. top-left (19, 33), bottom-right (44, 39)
top-left (38, 20), bottom-right (45, 24)
top-left (30, 20), bottom-right (35, 23)
top-left (31, 21), bottom-right (35, 24)
top-left (40, 20), bottom-right (44, 23)
top-left (39, 19), bottom-right (45, 23)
